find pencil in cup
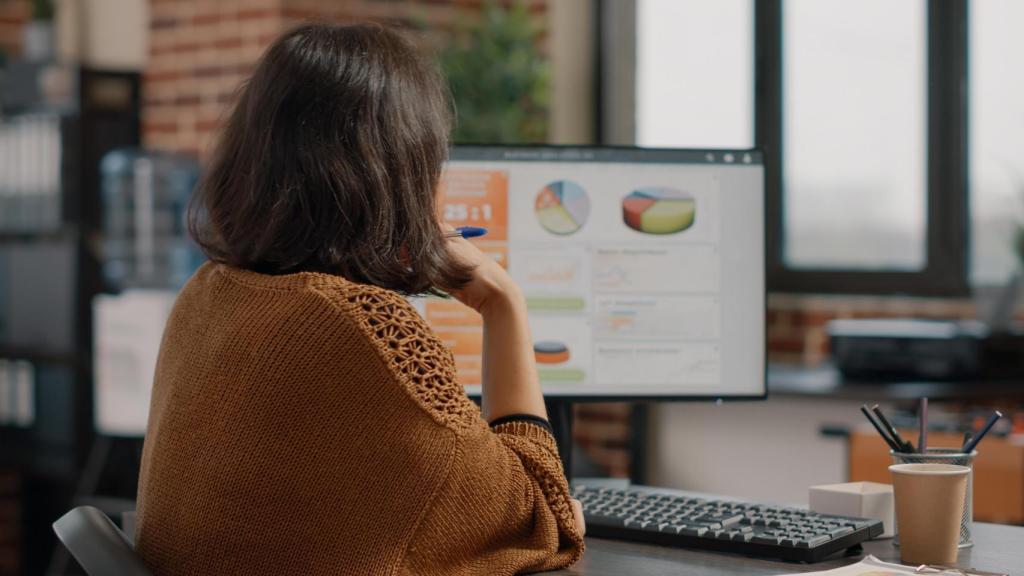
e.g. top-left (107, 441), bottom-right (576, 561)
top-left (890, 448), bottom-right (977, 548)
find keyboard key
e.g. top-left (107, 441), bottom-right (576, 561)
top-left (679, 526), bottom-right (708, 538)
top-left (584, 513), bottom-right (624, 527)
top-left (829, 526), bottom-right (854, 538)
top-left (796, 535), bottom-right (831, 548)
top-left (719, 514), bottom-right (743, 528)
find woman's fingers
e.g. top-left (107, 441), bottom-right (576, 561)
top-left (571, 498), bottom-right (586, 536)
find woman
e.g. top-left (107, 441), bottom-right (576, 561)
top-left (134, 22), bottom-right (585, 576)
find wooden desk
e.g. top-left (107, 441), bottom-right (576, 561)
top-left (553, 523), bottom-right (1022, 575)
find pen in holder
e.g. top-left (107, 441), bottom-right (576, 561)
top-left (891, 448), bottom-right (976, 548)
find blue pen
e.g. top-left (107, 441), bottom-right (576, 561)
top-left (445, 226), bottom-right (488, 239)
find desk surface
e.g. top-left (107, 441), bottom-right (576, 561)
top-left (769, 363), bottom-right (1024, 402)
top-left (553, 523), bottom-right (1022, 575)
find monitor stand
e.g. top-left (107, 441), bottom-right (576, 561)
top-left (545, 398), bottom-right (574, 481)
top-left (544, 401), bottom-right (648, 486)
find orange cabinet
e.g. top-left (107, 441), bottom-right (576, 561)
top-left (849, 429), bottom-right (1024, 524)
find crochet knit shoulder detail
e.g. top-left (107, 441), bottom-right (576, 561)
top-left (318, 281), bottom-right (479, 431)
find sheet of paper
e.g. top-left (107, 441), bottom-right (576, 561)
top-left (773, 556), bottom-right (918, 576)
top-left (94, 289), bottom-right (177, 436)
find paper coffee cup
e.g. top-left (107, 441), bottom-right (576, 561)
top-left (889, 463), bottom-right (969, 565)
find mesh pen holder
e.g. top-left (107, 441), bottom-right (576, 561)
top-left (891, 448), bottom-right (976, 548)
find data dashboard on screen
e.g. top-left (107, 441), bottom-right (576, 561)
top-left (413, 146), bottom-right (765, 399)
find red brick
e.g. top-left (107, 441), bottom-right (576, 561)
top-left (238, 8), bottom-right (277, 21)
top-left (144, 70), bottom-right (184, 83)
top-left (156, 41), bottom-right (202, 55)
top-left (193, 13), bottom-right (220, 26)
top-left (576, 411), bottom-right (629, 424)
top-left (767, 337), bottom-right (807, 354)
top-left (257, 32), bottom-right (279, 46)
top-left (176, 94), bottom-right (201, 106)
top-left (196, 118), bottom-right (221, 132)
top-left (214, 37), bottom-right (244, 49)
top-left (142, 120), bottom-right (177, 135)
top-left (143, 96), bottom-right (176, 108)
top-left (151, 17), bottom-right (178, 29)
top-left (194, 65), bottom-right (226, 78)
top-left (176, 146), bottom-right (202, 159)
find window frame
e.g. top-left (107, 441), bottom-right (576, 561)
top-left (757, 0), bottom-right (969, 296)
top-left (616, 0), bottom-right (971, 296)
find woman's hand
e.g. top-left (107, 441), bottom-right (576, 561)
top-left (444, 232), bottom-right (521, 316)
top-left (572, 498), bottom-right (587, 537)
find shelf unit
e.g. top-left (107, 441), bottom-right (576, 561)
top-left (0, 64), bottom-right (140, 575)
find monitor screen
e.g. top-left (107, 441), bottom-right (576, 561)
top-left (415, 146), bottom-right (765, 400)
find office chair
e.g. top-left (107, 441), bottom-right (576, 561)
top-left (52, 506), bottom-right (153, 576)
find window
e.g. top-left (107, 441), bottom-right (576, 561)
top-left (628, 0), bottom-right (971, 294)
top-left (635, 0), bottom-right (754, 149)
top-left (970, 0), bottom-right (1024, 285)
top-left (782, 0), bottom-right (927, 271)
top-left (759, 0), bottom-right (967, 294)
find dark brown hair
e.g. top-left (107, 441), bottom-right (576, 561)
top-left (188, 23), bottom-right (472, 295)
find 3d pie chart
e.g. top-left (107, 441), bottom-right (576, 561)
top-left (622, 188), bottom-right (696, 235)
top-left (534, 341), bottom-right (570, 364)
top-left (535, 181), bottom-right (590, 235)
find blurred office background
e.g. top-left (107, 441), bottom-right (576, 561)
top-left (0, 0), bottom-right (1022, 574)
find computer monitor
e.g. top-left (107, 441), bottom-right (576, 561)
top-left (419, 145), bottom-right (766, 401)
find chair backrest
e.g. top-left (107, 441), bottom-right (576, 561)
top-left (52, 506), bottom-right (154, 576)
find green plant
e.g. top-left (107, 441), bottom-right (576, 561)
top-left (439, 1), bottom-right (550, 144)
top-left (32, 0), bottom-right (54, 21)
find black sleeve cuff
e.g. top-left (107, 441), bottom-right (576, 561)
top-left (488, 413), bottom-right (554, 435)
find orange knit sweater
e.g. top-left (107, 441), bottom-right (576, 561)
top-left (135, 263), bottom-right (584, 575)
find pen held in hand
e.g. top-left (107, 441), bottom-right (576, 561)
top-left (444, 226), bottom-right (488, 239)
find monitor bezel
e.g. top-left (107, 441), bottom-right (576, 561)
top-left (447, 144), bottom-right (768, 403)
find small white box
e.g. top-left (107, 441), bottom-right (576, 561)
top-left (809, 481), bottom-right (894, 538)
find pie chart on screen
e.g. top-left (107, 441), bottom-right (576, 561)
top-left (535, 181), bottom-right (590, 235)
top-left (622, 188), bottom-right (696, 235)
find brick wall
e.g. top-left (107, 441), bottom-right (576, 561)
top-left (767, 294), bottom-right (981, 365)
top-left (575, 404), bottom-right (632, 477)
top-left (0, 0), bottom-right (28, 59)
top-left (144, 0), bottom-right (283, 157)
top-left (143, 0), bottom-right (547, 158)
